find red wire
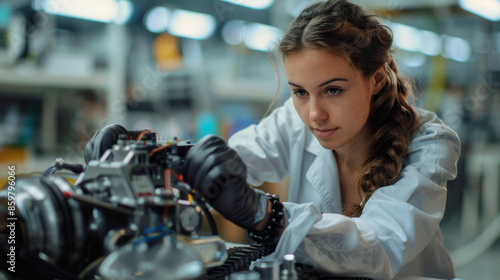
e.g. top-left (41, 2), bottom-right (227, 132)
top-left (136, 129), bottom-right (160, 142)
top-left (149, 144), bottom-right (171, 156)
top-left (163, 168), bottom-right (170, 222)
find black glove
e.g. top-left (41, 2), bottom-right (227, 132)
top-left (84, 124), bottom-right (152, 164)
top-left (182, 135), bottom-right (266, 230)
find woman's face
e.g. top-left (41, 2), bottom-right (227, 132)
top-left (285, 49), bottom-right (381, 152)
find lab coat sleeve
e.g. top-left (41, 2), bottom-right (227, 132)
top-left (261, 109), bottom-right (461, 279)
top-left (228, 99), bottom-right (300, 186)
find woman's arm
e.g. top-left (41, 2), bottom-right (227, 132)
top-left (228, 98), bottom-right (300, 186)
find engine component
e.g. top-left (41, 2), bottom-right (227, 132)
top-left (0, 134), bottom-right (224, 280)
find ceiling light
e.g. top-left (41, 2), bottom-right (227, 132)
top-left (40, 0), bottom-right (133, 24)
top-left (114, 1), bottom-right (133, 25)
top-left (222, 20), bottom-right (246, 45)
top-left (459, 0), bottom-right (500, 21)
top-left (221, 0), bottom-right (274, 10)
top-left (442, 35), bottom-right (471, 62)
top-left (400, 53), bottom-right (427, 68)
top-left (419, 30), bottom-right (442, 56)
top-left (388, 22), bottom-right (422, 53)
top-left (168, 9), bottom-right (216, 40)
top-left (385, 20), bottom-right (443, 57)
top-left (144, 6), bottom-right (169, 33)
top-left (242, 23), bottom-right (283, 52)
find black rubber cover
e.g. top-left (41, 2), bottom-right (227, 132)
top-left (84, 124), bottom-right (150, 164)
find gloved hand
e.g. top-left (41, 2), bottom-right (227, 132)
top-left (182, 135), bottom-right (267, 230)
top-left (84, 124), bottom-right (153, 164)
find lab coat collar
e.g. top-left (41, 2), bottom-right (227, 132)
top-left (304, 131), bottom-right (342, 212)
top-left (305, 131), bottom-right (323, 155)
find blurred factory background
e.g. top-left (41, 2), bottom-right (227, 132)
top-left (0, 0), bottom-right (499, 279)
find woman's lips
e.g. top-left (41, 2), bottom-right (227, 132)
top-left (314, 128), bottom-right (338, 138)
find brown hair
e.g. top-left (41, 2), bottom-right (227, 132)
top-left (275, 0), bottom-right (420, 217)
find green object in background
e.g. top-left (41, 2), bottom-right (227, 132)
top-left (424, 55), bottom-right (447, 112)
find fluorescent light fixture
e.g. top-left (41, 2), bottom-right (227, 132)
top-left (388, 22), bottom-right (422, 53)
top-left (144, 6), bottom-right (169, 33)
top-left (242, 23), bottom-right (283, 52)
top-left (40, 0), bottom-right (133, 24)
top-left (385, 20), bottom-right (443, 56)
top-left (222, 20), bottom-right (247, 45)
top-left (459, 0), bottom-right (500, 21)
top-left (114, 1), bottom-right (133, 25)
top-left (419, 30), bottom-right (442, 56)
top-left (384, 20), bottom-right (471, 62)
top-left (221, 0), bottom-right (274, 10)
top-left (400, 53), bottom-right (427, 68)
top-left (168, 9), bottom-right (216, 40)
top-left (442, 35), bottom-right (471, 62)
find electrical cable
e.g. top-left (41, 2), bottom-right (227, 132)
top-left (176, 182), bottom-right (218, 236)
top-left (150, 144), bottom-right (171, 156)
top-left (136, 129), bottom-right (160, 142)
top-left (133, 225), bottom-right (174, 246)
top-left (43, 166), bottom-right (56, 176)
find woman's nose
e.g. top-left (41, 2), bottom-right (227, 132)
top-left (309, 97), bottom-right (328, 122)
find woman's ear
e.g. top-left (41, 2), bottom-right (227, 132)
top-left (371, 65), bottom-right (387, 95)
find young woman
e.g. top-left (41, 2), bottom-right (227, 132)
top-left (86, 0), bottom-right (460, 278)
top-left (182, 0), bottom-right (460, 279)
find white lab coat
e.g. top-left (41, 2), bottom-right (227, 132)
top-left (228, 98), bottom-right (461, 280)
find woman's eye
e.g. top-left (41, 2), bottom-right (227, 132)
top-left (326, 88), bottom-right (342, 96)
top-left (293, 89), bottom-right (308, 97)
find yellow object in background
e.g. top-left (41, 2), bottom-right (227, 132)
top-left (424, 55), bottom-right (448, 112)
top-left (153, 33), bottom-right (183, 71)
top-left (0, 146), bottom-right (28, 190)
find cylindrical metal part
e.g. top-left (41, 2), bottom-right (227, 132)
top-left (230, 271), bottom-right (261, 280)
top-left (255, 261), bottom-right (280, 280)
top-left (280, 254), bottom-right (298, 280)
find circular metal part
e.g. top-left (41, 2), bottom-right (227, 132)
top-left (0, 175), bottom-right (85, 271)
top-left (179, 205), bottom-right (202, 233)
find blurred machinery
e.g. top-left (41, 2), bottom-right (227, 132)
top-left (0, 133), bottom-right (233, 280)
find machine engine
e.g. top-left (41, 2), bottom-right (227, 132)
top-left (0, 133), bottom-right (227, 280)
